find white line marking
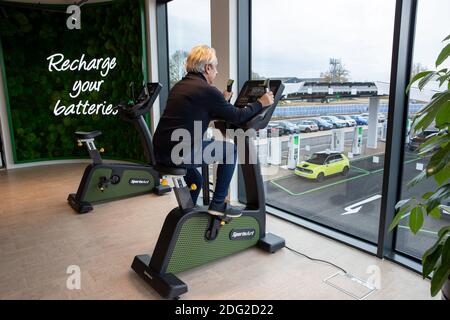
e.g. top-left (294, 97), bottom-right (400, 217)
top-left (341, 195), bottom-right (382, 215)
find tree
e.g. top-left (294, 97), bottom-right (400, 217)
top-left (251, 71), bottom-right (264, 80)
top-left (411, 62), bottom-right (428, 79)
top-left (169, 50), bottom-right (188, 88)
top-left (320, 58), bottom-right (350, 82)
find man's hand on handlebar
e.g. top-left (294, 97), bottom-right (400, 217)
top-left (223, 90), bottom-right (233, 102)
top-left (258, 91), bottom-right (274, 107)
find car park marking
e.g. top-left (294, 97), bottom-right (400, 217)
top-left (340, 195), bottom-right (382, 215)
top-left (398, 225), bottom-right (438, 235)
top-left (268, 156), bottom-right (422, 197)
top-left (351, 166), bottom-right (371, 174)
top-left (270, 170), bottom-right (370, 196)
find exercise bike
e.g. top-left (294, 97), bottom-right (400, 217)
top-left (68, 82), bottom-right (171, 214)
top-left (131, 79), bottom-right (286, 299)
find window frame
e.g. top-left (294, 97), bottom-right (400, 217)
top-left (159, 0), bottom-right (424, 274)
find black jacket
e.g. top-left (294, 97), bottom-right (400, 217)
top-left (153, 72), bottom-right (262, 165)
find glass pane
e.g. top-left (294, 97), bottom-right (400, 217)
top-left (252, 0), bottom-right (396, 243)
top-left (167, 0), bottom-right (211, 88)
top-left (395, 0), bottom-right (450, 259)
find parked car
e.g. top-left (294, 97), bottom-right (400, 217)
top-left (320, 116), bottom-right (347, 128)
top-left (407, 129), bottom-right (439, 151)
top-left (336, 115), bottom-right (357, 127)
top-left (263, 122), bottom-right (286, 137)
top-left (306, 118), bottom-right (333, 131)
top-left (295, 151), bottom-right (350, 182)
top-left (294, 120), bottom-right (319, 133)
top-left (278, 121), bottom-right (300, 134)
top-left (360, 113), bottom-right (386, 123)
top-left (349, 115), bottom-right (368, 125)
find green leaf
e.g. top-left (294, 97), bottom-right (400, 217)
top-left (418, 71), bottom-right (437, 90)
top-left (395, 199), bottom-right (411, 210)
top-left (389, 205), bottom-right (410, 231)
top-left (418, 133), bottom-right (444, 155)
top-left (439, 205), bottom-right (450, 216)
top-left (409, 206), bottom-right (424, 234)
top-left (444, 34), bottom-right (450, 42)
top-left (428, 207), bottom-right (441, 219)
top-left (436, 43), bottom-right (450, 67)
top-left (434, 164), bottom-right (450, 185)
top-left (426, 144), bottom-right (450, 177)
top-left (427, 184), bottom-right (450, 211)
top-left (414, 90), bottom-right (449, 118)
top-left (437, 73), bottom-right (450, 87)
top-left (422, 226), bottom-right (450, 276)
top-left (438, 226), bottom-right (450, 238)
top-left (430, 237), bottom-right (450, 296)
top-left (422, 243), bottom-right (442, 278)
top-left (407, 170), bottom-right (427, 189)
top-left (418, 130), bottom-right (444, 147)
top-left (407, 71), bottom-right (433, 93)
top-left (423, 192), bottom-right (434, 200)
top-left (415, 91), bottom-right (450, 131)
top-left (435, 101), bottom-right (450, 127)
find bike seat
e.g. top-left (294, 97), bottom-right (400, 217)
top-left (75, 131), bottom-right (102, 139)
top-left (155, 164), bottom-right (187, 176)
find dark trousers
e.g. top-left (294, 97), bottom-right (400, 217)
top-left (184, 140), bottom-right (237, 205)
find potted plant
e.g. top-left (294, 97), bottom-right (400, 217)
top-left (389, 34), bottom-right (450, 299)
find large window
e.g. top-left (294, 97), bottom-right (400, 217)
top-left (167, 0), bottom-right (211, 88)
top-left (252, 0), bottom-right (396, 243)
top-left (395, 0), bottom-right (450, 259)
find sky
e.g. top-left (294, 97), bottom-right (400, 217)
top-left (168, 0), bottom-right (450, 82)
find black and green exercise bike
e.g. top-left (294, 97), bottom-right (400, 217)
top-left (131, 79), bottom-right (286, 299)
top-left (68, 83), bottom-right (171, 214)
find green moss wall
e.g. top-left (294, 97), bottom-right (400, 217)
top-left (0, 0), bottom-right (148, 163)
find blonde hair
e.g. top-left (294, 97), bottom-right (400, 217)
top-left (185, 45), bottom-right (218, 73)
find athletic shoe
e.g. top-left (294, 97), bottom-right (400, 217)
top-left (208, 201), bottom-right (243, 218)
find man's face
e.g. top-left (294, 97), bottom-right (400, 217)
top-left (204, 62), bottom-right (218, 84)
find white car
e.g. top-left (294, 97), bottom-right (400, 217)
top-left (336, 115), bottom-right (357, 127)
top-left (295, 120), bottom-right (319, 133)
top-left (360, 113), bottom-right (386, 123)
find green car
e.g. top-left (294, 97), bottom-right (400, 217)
top-left (295, 152), bottom-right (350, 182)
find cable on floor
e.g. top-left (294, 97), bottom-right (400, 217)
top-left (284, 245), bottom-right (347, 275)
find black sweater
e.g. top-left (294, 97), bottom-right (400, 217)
top-left (153, 72), bottom-right (262, 165)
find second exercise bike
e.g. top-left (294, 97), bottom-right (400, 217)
top-left (68, 82), bottom-right (171, 214)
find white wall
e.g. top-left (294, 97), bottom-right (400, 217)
top-left (210, 0), bottom-right (239, 201)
